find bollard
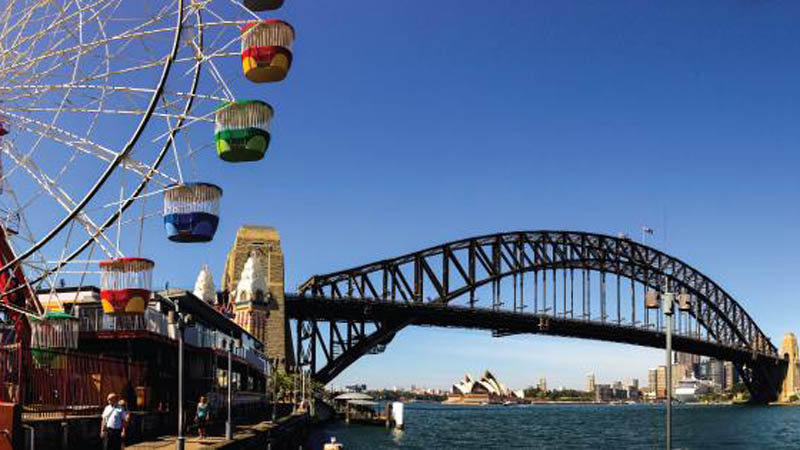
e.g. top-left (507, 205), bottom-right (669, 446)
top-left (60, 422), bottom-right (68, 450)
top-left (323, 437), bottom-right (343, 450)
top-left (391, 402), bottom-right (404, 430)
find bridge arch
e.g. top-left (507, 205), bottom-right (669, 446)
top-left (290, 231), bottom-right (785, 402)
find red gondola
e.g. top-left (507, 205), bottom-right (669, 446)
top-left (99, 257), bottom-right (154, 314)
top-left (240, 20), bottom-right (295, 83)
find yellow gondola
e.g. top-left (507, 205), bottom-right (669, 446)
top-left (241, 20), bottom-right (295, 83)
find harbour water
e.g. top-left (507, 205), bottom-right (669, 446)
top-left (311, 403), bottom-right (800, 449)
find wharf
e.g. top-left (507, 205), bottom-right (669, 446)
top-left (128, 413), bottom-right (312, 450)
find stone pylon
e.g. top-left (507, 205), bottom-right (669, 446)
top-left (222, 226), bottom-right (293, 368)
top-left (778, 333), bottom-right (800, 402)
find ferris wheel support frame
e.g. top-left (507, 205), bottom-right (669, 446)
top-left (0, 0), bottom-right (187, 282)
top-left (0, 2), bottom-right (212, 307)
top-left (0, 4), bottom-right (209, 305)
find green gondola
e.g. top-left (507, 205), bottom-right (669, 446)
top-left (214, 100), bottom-right (274, 162)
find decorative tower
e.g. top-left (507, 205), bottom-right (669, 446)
top-left (193, 265), bottom-right (217, 304)
top-left (779, 333), bottom-right (800, 402)
top-left (223, 226), bottom-right (293, 367)
top-left (232, 251), bottom-right (271, 344)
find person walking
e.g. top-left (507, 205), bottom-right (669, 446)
top-left (195, 396), bottom-right (210, 439)
top-left (100, 393), bottom-right (126, 450)
top-left (118, 399), bottom-right (131, 447)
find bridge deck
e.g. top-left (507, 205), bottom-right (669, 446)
top-left (285, 295), bottom-right (780, 366)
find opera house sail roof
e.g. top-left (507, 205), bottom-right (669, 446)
top-left (452, 370), bottom-right (519, 398)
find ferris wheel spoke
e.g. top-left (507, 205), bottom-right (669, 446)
top-left (0, 84), bottom-right (227, 103)
top-left (3, 146), bottom-right (120, 258)
top-left (1, 106), bottom-right (211, 124)
top-left (0, 11), bottom-right (179, 80)
top-left (0, 0), bottom-right (114, 73)
top-left (0, 111), bottom-right (178, 186)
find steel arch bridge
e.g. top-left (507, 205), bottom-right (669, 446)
top-left (286, 231), bottom-right (787, 403)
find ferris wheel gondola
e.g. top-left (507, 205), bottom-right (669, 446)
top-left (0, 1), bottom-right (296, 319)
top-left (163, 183), bottom-right (223, 242)
top-left (241, 20), bottom-right (296, 83)
top-left (244, 0), bottom-right (285, 12)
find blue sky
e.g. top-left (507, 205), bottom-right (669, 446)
top-left (148, 0), bottom-right (800, 390)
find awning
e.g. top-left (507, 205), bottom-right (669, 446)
top-left (347, 400), bottom-right (379, 407)
top-left (334, 392), bottom-right (374, 401)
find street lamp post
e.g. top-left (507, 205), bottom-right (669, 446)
top-left (225, 339), bottom-right (233, 440)
top-left (167, 307), bottom-right (192, 450)
top-left (271, 359), bottom-right (277, 422)
top-left (177, 319), bottom-right (185, 450)
top-left (662, 285), bottom-right (675, 450)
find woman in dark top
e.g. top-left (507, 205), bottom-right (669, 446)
top-left (196, 396), bottom-right (210, 439)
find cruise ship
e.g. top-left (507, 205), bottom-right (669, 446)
top-left (674, 378), bottom-right (712, 403)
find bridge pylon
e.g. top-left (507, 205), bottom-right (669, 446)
top-left (223, 226), bottom-right (294, 369)
top-left (778, 333), bottom-right (800, 402)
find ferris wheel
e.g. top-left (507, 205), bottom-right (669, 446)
top-left (0, 0), bottom-right (295, 319)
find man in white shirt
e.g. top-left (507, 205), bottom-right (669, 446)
top-left (100, 393), bottom-right (126, 450)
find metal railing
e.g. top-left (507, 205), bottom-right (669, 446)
top-left (23, 348), bottom-right (147, 419)
top-left (79, 307), bottom-right (168, 336)
top-left (79, 307), bottom-right (267, 370)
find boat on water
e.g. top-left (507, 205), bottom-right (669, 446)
top-left (675, 377), bottom-right (712, 403)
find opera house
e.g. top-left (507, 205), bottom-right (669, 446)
top-left (445, 370), bottom-right (524, 405)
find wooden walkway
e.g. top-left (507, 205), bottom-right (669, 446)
top-left (128, 414), bottom-right (310, 449)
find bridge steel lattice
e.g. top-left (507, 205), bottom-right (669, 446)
top-left (289, 231), bottom-right (786, 403)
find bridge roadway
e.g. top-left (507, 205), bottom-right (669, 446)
top-left (285, 294), bottom-right (781, 371)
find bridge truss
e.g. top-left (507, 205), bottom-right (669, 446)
top-left (290, 231), bottom-right (786, 403)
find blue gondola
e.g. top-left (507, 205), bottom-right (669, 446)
top-left (163, 183), bottom-right (223, 243)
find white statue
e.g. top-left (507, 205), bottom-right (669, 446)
top-left (235, 251), bottom-right (267, 303)
top-left (193, 265), bottom-right (217, 304)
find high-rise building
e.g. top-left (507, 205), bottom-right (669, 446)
top-left (723, 361), bottom-right (739, 391)
top-left (595, 384), bottom-right (612, 402)
top-left (626, 378), bottom-right (639, 390)
top-left (648, 368), bottom-right (658, 394)
top-left (650, 365), bottom-right (683, 399)
top-left (223, 226), bottom-right (293, 366)
top-left (676, 352), bottom-right (700, 367)
top-left (586, 373), bottom-right (596, 393)
top-left (709, 358), bottom-right (725, 389)
top-left (656, 366), bottom-right (667, 399)
top-left (537, 377), bottom-right (548, 392)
